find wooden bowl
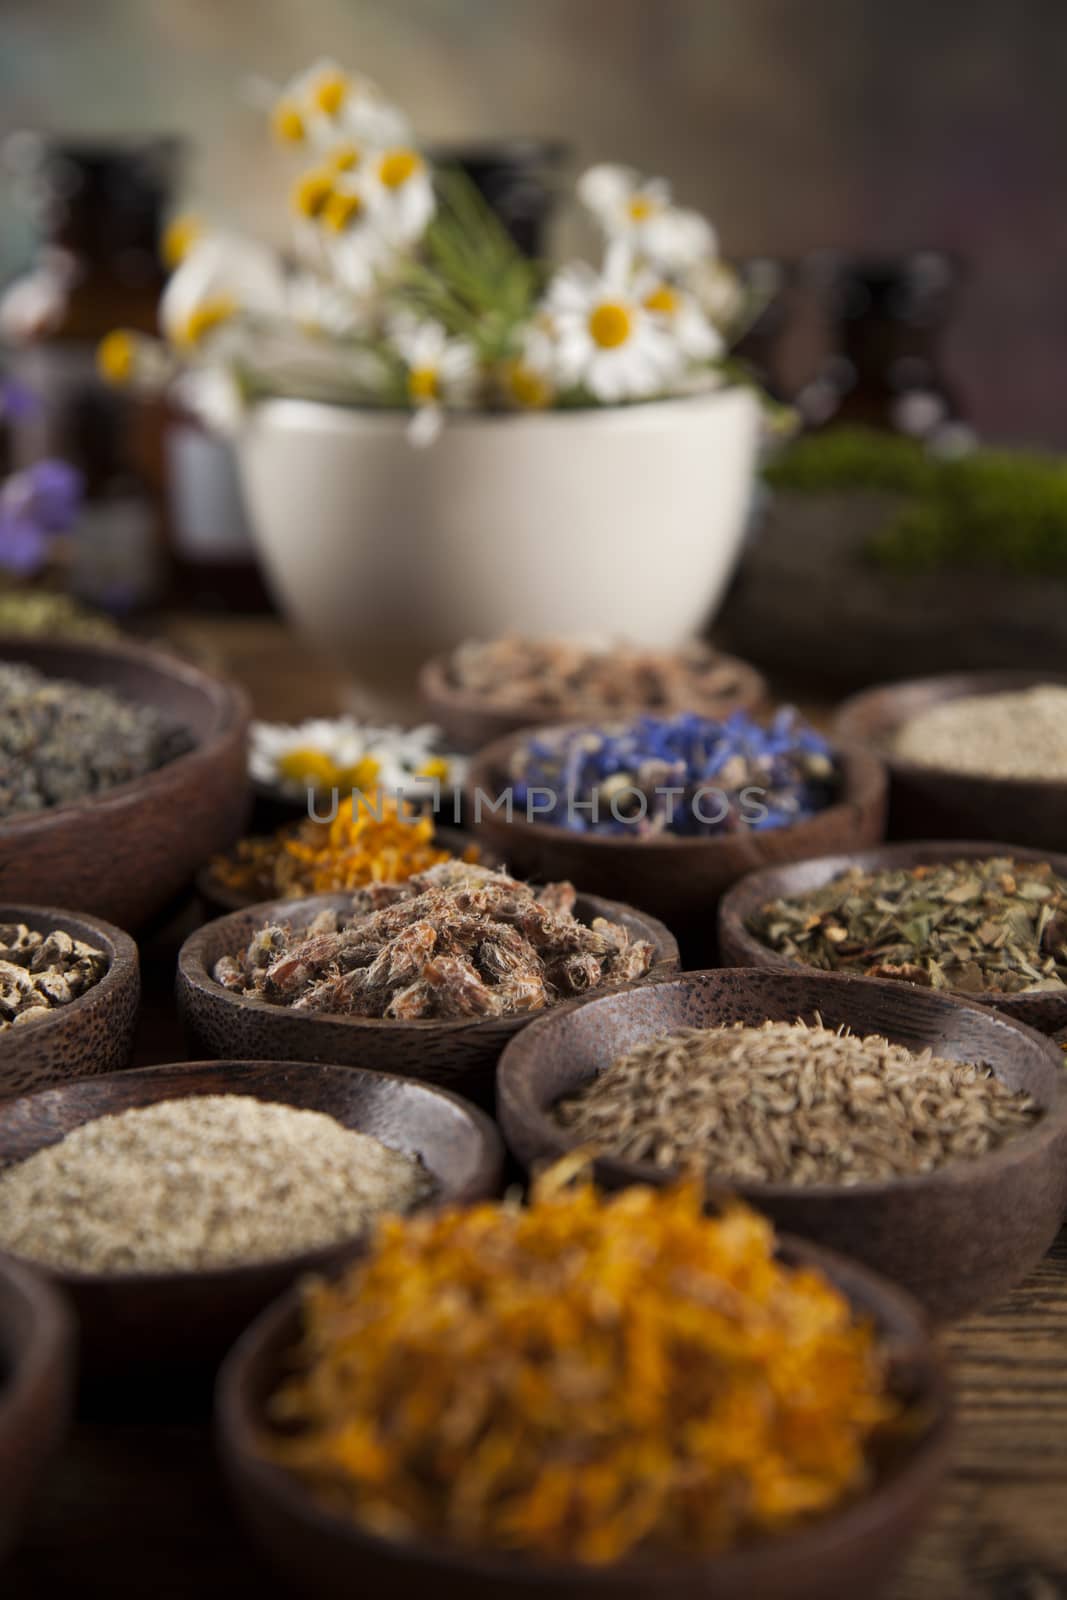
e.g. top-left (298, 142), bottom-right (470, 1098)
top-left (497, 968), bottom-right (1067, 1321)
top-left (177, 894), bottom-right (680, 1107)
top-left (197, 826), bottom-right (493, 919)
top-left (718, 841), bottom-right (1067, 1035)
top-left (0, 1254), bottom-right (75, 1565)
top-left (217, 1232), bottom-right (951, 1600)
top-left (465, 727), bottom-right (888, 949)
top-left (0, 1059), bottom-right (503, 1375)
top-left (0, 635), bottom-right (250, 928)
top-left (833, 669), bottom-right (1067, 850)
top-left (0, 905), bottom-right (140, 1099)
top-left (419, 648), bottom-right (768, 752)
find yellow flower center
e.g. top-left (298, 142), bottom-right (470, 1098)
top-left (378, 149), bottom-right (422, 190)
top-left (328, 145), bottom-right (362, 173)
top-left (272, 101), bottom-right (306, 144)
top-left (277, 748), bottom-right (341, 789)
top-left (162, 214), bottom-right (202, 269)
top-left (96, 330), bottom-right (136, 384)
top-left (337, 755), bottom-right (382, 793)
top-left (644, 285), bottom-right (680, 316)
top-left (507, 361), bottom-right (552, 409)
top-left (416, 756), bottom-right (451, 782)
top-left (292, 169), bottom-right (335, 220)
top-left (178, 295), bottom-right (237, 347)
top-left (312, 71), bottom-right (349, 117)
top-left (408, 366), bottom-right (439, 404)
top-left (627, 195), bottom-right (658, 222)
top-left (322, 189), bottom-right (365, 232)
top-left (588, 301), bottom-right (633, 349)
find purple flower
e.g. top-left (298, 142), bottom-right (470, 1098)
top-left (0, 378), bottom-right (37, 423)
top-left (0, 459), bottom-right (84, 576)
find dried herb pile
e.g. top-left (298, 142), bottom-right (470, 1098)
top-left (215, 863), bottom-right (653, 1020)
top-left (446, 635), bottom-right (750, 717)
top-left (555, 1020), bottom-right (1041, 1184)
top-left (210, 795), bottom-right (469, 902)
top-left (265, 1160), bottom-right (901, 1563)
top-left (893, 685), bottom-right (1067, 780)
top-left (750, 857), bottom-right (1067, 994)
top-left (0, 923), bottom-right (106, 1028)
top-left (0, 661), bottom-right (193, 817)
top-left (0, 1095), bottom-right (432, 1273)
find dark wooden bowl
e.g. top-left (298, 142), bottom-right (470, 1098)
top-left (197, 826), bottom-right (494, 919)
top-left (0, 635), bottom-right (250, 928)
top-left (177, 892), bottom-right (679, 1107)
top-left (833, 669), bottom-right (1067, 850)
top-left (465, 727), bottom-right (888, 947)
top-left (0, 1059), bottom-right (503, 1375)
top-left (216, 1232), bottom-right (951, 1600)
top-left (0, 905), bottom-right (140, 1100)
top-left (497, 969), bottom-right (1067, 1321)
top-left (718, 840), bottom-right (1067, 1035)
top-left (419, 648), bottom-right (768, 752)
top-left (0, 1254), bottom-right (75, 1565)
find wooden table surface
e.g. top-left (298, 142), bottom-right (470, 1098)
top-left (8, 617), bottom-right (1067, 1599)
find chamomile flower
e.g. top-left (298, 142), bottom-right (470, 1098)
top-left (369, 147), bottom-right (435, 246)
top-left (96, 329), bottom-right (174, 389)
top-left (578, 164), bottom-right (716, 273)
top-left (545, 249), bottom-right (682, 402)
top-left (636, 275), bottom-right (723, 362)
top-left (161, 213), bottom-right (204, 270)
top-left (272, 60), bottom-right (411, 153)
top-left (500, 321), bottom-right (558, 409)
top-left (391, 317), bottom-right (478, 443)
top-left (319, 175), bottom-right (394, 294)
top-left (160, 234), bottom-right (285, 350)
top-left (286, 272), bottom-right (364, 337)
top-left (249, 717), bottom-right (465, 801)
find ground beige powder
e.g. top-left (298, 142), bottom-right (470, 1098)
top-left (893, 684), bottom-right (1067, 780)
top-left (0, 1094), bottom-right (433, 1273)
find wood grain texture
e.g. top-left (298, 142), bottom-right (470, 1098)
top-left (177, 891), bottom-right (680, 1107)
top-left (833, 670), bottom-right (1067, 852)
top-left (465, 730), bottom-right (889, 948)
top-left (717, 839), bottom-right (1067, 1035)
top-left (0, 906), bottom-right (140, 1099)
top-left (214, 1237), bottom-right (949, 1600)
top-left (0, 1059), bottom-right (503, 1377)
top-left (497, 968), bottom-right (1067, 1321)
top-left (0, 635), bottom-right (251, 929)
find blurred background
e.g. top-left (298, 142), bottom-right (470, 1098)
top-left (1, 0), bottom-right (1065, 687)
top-left (4, 0), bottom-right (1066, 441)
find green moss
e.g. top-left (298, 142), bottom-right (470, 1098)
top-left (765, 426), bottom-right (1067, 577)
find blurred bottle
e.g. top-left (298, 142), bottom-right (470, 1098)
top-left (1, 136), bottom-right (177, 609)
top-left (795, 252), bottom-right (973, 452)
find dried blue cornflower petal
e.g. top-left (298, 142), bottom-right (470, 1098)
top-left (508, 710), bottom-right (839, 839)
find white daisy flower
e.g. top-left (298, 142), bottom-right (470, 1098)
top-left (285, 272), bottom-right (364, 337)
top-left (271, 59), bottom-right (412, 153)
top-left (390, 316), bottom-right (479, 444)
top-left (635, 273), bottom-right (724, 363)
top-left (501, 320), bottom-right (558, 409)
top-left (544, 248), bottom-right (682, 402)
top-left (318, 175), bottom-right (395, 294)
top-left (249, 717), bottom-right (466, 800)
top-left (159, 234), bottom-right (285, 350)
top-left (368, 147), bottom-right (436, 247)
top-left (578, 163), bottom-right (716, 273)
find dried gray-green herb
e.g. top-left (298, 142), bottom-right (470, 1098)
top-left (0, 662), bottom-right (193, 818)
top-left (554, 1018), bottom-right (1042, 1185)
top-left (748, 856), bottom-right (1067, 995)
